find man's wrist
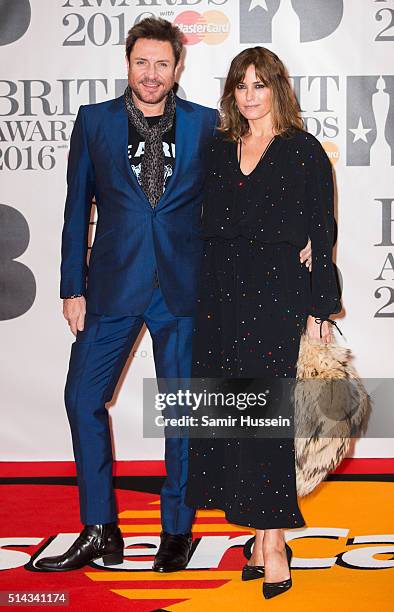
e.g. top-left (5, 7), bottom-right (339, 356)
top-left (63, 294), bottom-right (83, 299)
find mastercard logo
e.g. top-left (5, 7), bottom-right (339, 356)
top-left (322, 141), bottom-right (340, 165)
top-left (173, 10), bottom-right (230, 46)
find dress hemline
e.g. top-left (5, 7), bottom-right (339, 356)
top-left (188, 501), bottom-right (306, 531)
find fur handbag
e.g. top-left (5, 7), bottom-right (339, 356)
top-left (294, 330), bottom-right (371, 497)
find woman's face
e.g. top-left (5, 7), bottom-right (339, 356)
top-left (234, 63), bottom-right (273, 123)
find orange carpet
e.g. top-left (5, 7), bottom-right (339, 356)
top-left (0, 460), bottom-right (393, 611)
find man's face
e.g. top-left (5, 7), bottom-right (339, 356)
top-left (127, 38), bottom-right (178, 107)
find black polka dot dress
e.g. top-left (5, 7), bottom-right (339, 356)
top-left (185, 129), bottom-right (341, 530)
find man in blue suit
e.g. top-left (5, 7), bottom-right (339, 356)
top-left (36, 17), bottom-right (217, 573)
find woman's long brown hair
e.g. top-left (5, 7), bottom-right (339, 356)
top-left (219, 46), bottom-right (303, 141)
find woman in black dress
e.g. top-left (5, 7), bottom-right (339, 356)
top-left (185, 47), bottom-right (341, 599)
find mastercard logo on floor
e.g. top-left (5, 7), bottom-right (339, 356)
top-left (173, 10), bottom-right (230, 45)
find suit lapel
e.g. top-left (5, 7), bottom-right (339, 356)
top-left (104, 94), bottom-right (195, 209)
top-left (104, 96), bottom-right (149, 203)
top-left (155, 96), bottom-right (194, 209)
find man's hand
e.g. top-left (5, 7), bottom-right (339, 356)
top-left (299, 238), bottom-right (312, 270)
top-left (63, 296), bottom-right (86, 336)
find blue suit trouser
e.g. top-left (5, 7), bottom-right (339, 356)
top-left (64, 287), bottom-right (196, 534)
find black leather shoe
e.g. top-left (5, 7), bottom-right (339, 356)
top-left (242, 535), bottom-right (264, 580)
top-left (243, 538), bottom-right (292, 579)
top-left (241, 563), bottom-right (264, 581)
top-left (262, 544), bottom-right (293, 599)
top-left (35, 523), bottom-right (124, 571)
top-left (152, 531), bottom-right (192, 572)
top-left (243, 535), bottom-right (255, 561)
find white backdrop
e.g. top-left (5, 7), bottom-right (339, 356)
top-left (0, 0), bottom-right (393, 460)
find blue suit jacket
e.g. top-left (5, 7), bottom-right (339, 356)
top-left (60, 95), bottom-right (217, 316)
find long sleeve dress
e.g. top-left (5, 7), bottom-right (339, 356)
top-left (185, 128), bottom-right (342, 530)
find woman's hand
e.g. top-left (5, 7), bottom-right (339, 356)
top-left (299, 238), bottom-right (312, 270)
top-left (306, 315), bottom-right (332, 344)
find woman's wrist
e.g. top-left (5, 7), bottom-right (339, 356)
top-left (307, 315), bottom-right (342, 341)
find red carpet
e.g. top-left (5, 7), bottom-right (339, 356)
top-left (0, 460), bottom-right (393, 611)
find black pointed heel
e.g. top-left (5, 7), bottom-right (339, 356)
top-left (102, 550), bottom-right (124, 566)
top-left (242, 535), bottom-right (264, 580)
top-left (262, 543), bottom-right (293, 600)
top-left (243, 535), bottom-right (255, 561)
top-left (241, 563), bottom-right (264, 581)
top-left (263, 576), bottom-right (292, 599)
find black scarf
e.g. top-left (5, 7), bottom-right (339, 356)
top-left (124, 85), bottom-right (176, 207)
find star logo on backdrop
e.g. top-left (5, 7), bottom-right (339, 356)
top-left (349, 117), bottom-right (372, 143)
top-left (248, 0), bottom-right (268, 12)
